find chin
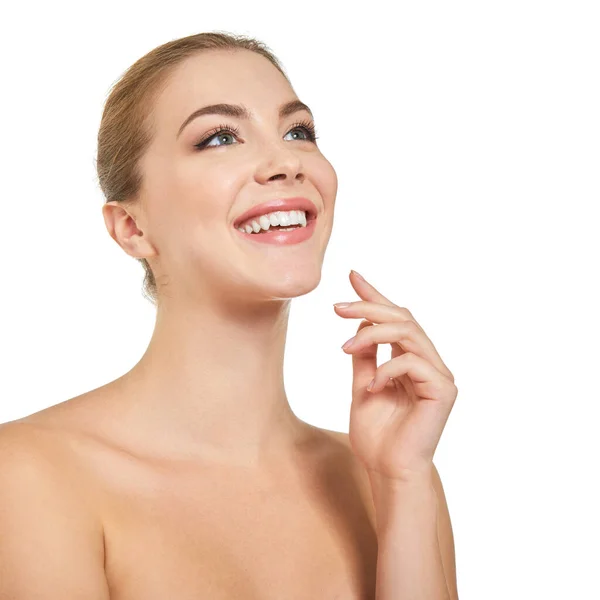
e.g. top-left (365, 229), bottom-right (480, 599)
top-left (267, 268), bottom-right (323, 299)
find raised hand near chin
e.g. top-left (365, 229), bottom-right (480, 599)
top-left (334, 270), bottom-right (458, 486)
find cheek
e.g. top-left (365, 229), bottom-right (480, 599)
top-left (176, 159), bottom-right (241, 221)
top-left (314, 157), bottom-right (338, 209)
top-left (160, 218), bottom-right (231, 283)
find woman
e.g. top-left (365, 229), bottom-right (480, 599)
top-left (0, 32), bottom-right (458, 599)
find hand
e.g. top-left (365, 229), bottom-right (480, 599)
top-left (334, 270), bottom-right (458, 484)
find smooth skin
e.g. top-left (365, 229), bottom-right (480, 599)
top-left (0, 48), bottom-right (456, 599)
top-left (0, 423), bottom-right (110, 598)
top-left (335, 269), bottom-right (458, 599)
top-left (337, 270), bottom-right (457, 481)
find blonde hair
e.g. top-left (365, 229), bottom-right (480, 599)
top-left (95, 31), bottom-right (291, 305)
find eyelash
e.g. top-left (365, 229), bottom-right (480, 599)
top-left (193, 119), bottom-right (319, 150)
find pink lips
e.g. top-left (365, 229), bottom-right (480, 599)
top-left (233, 197), bottom-right (318, 229)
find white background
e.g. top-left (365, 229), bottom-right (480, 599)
top-left (1, 1), bottom-right (599, 597)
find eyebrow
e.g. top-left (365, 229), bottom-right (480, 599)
top-left (176, 99), bottom-right (314, 139)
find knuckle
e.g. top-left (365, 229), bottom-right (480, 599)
top-left (404, 319), bottom-right (419, 333)
top-left (430, 378), bottom-right (445, 392)
top-left (444, 381), bottom-right (458, 400)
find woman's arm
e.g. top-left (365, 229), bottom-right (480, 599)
top-left (0, 423), bottom-right (111, 599)
top-left (369, 463), bottom-right (458, 600)
top-left (333, 272), bottom-right (459, 599)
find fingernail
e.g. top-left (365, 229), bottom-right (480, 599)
top-left (334, 302), bottom-right (351, 309)
top-left (367, 378), bottom-right (375, 391)
top-left (342, 336), bottom-right (355, 350)
top-left (351, 270), bottom-right (365, 281)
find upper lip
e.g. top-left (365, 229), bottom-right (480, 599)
top-left (233, 197), bottom-right (318, 228)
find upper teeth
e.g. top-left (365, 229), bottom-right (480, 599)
top-left (237, 210), bottom-right (308, 233)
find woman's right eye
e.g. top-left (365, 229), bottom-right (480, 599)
top-left (193, 125), bottom-right (241, 151)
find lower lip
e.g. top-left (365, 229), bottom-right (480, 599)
top-left (234, 218), bottom-right (317, 245)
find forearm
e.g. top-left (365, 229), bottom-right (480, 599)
top-left (369, 469), bottom-right (451, 600)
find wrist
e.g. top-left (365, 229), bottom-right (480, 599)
top-left (367, 467), bottom-right (438, 531)
top-left (366, 464), bottom-right (435, 492)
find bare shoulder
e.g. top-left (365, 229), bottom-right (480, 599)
top-left (0, 389), bottom-right (121, 529)
top-left (0, 414), bottom-right (106, 514)
top-left (0, 419), bottom-right (110, 598)
top-left (316, 427), bottom-right (378, 519)
top-left (0, 418), bottom-right (79, 475)
top-left (317, 427), bottom-right (360, 471)
top-left (320, 427), bottom-right (350, 445)
top-left (318, 427), bottom-right (359, 465)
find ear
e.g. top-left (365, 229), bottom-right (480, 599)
top-left (101, 201), bottom-right (156, 259)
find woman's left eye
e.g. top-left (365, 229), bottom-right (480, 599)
top-left (284, 120), bottom-right (319, 143)
top-left (193, 120), bottom-right (319, 151)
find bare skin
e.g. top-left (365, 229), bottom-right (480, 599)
top-left (1, 49), bottom-right (379, 598)
top-left (3, 387), bottom-right (378, 599)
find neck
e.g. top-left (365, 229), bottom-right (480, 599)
top-left (112, 292), bottom-right (310, 468)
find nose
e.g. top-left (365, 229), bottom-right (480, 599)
top-left (254, 141), bottom-right (305, 184)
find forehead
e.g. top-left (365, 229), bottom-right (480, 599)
top-left (154, 49), bottom-right (293, 120)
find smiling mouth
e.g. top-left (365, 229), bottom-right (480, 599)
top-left (234, 215), bottom-right (318, 245)
top-left (234, 211), bottom-right (317, 234)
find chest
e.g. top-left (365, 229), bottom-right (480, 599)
top-left (101, 460), bottom-right (379, 599)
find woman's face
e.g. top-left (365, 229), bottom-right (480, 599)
top-left (127, 49), bottom-right (337, 306)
